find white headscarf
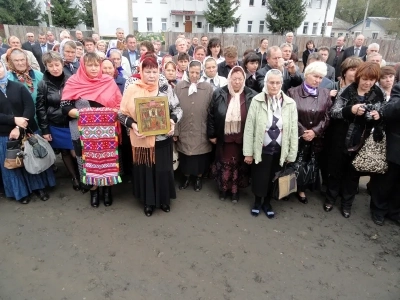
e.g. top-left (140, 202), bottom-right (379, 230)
top-left (183, 60), bottom-right (202, 96)
top-left (263, 69), bottom-right (284, 127)
top-left (225, 66), bottom-right (246, 135)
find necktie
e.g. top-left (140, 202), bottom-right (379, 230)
top-left (354, 48), bottom-right (360, 56)
top-left (210, 79), bottom-right (214, 85)
top-left (336, 47), bottom-right (341, 57)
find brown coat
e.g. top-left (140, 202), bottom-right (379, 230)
top-left (287, 85), bottom-right (332, 153)
top-left (174, 81), bottom-right (214, 156)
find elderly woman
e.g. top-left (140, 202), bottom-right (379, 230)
top-left (242, 52), bottom-right (261, 92)
top-left (287, 61), bottom-right (332, 204)
top-left (174, 60), bottom-right (214, 191)
top-left (302, 40), bottom-right (317, 71)
top-left (0, 60), bottom-right (55, 203)
top-left (36, 51), bottom-right (80, 191)
top-left (207, 66), bottom-right (258, 201)
top-left (324, 62), bottom-right (385, 218)
top-left (60, 40), bottom-right (80, 76)
top-left (160, 55), bottom-right (173, 73)
top-left (243, 69), bottom-right (298, 218)
top-left (200, 57), bottom-right (228, 90)
top-left (193, 46), bottom-right (206, 64)
top-left (378, 66), bottom-right (396, 101)
top-left (107, 48), bottom-right (131, 79)
top-left (96, 40), bottom-right (107, 54)
top-left (6, 48), bottom-right (43, 112)
top-left (119, 55), bottom-right (182, 217)
top-left (102, 58), bottom-right (126, 95)
top-left (61, 53), bottom-right (122, 208)
top-left (206, 38), bottom-right (224, 64)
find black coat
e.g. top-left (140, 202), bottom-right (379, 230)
top-left (256, 64), bottom-right (303, 94)
top-left (381, 83), bottom-right (400, 165)
top-left (326, 46), bottom-right (345, 80)
top-left (207, 85), bottom-right (258, 141)
top-left (327, 82), bottom-right (385, 175)
top-left (63, 61), bottom-right (80, 77)
top-left (31, 43), bottom-right (45, 72)
top-left (302, 48), bottom-right (317, 70)
top-left (341, 46), bottom-right (368, 64)
top-left (36, 71), bottom-right (70, 134)
top-left (0, 80), bottom-right (37, 136)
top-left (217, 61), bottom-right (242, 79)
top-left (245, 73), bottom-right (261, 93)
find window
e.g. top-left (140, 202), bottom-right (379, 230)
top-left (234, 23), bottom-right (238, 33)
top-left (147, 18), bottom-right (153, 31)
top-left (366, 19), bottom-right (371, 28)
top-left (312, 22), bottom-right (318, 34)
top-left (208, 24), bottom-right (214, 32)
top-left (249, 0), bottom-right (254, 6)
top-left (372, 32), bottom-right (378, 39)
top-left (330, 32), bottom-right (335, 37)
top-left (355, 31), bottom-right (361, 36)
top-left (133, 17), bottom-right (138, 32)
top-left (315, 0), bottom-right (322, 8)
top-left (259, 21), bottom-right (264, 33)
top-left (261, 0), bottom-right (266, 5)
top-left (161, 18), bottom-right (167, 31)
top-left (247, 21), bottom-right (252, 32)
top-left (175, 21), bottom-right (179, 28)
top-left (160, 0), bottom-right (167, 3)
top-left (308, 0), bottom-right (312, 7)
top-left (196, 22), bottom-right (202, 28)
top-left (303, 22), bottom-right (309, 34)
top-left (338, 32), bottom-right (343, 37)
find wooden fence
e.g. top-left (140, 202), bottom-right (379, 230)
top-left (166, 32), bottom-right (400, 63)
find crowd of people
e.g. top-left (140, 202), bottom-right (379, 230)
top-left (0, 28), bottom-right (399, 226)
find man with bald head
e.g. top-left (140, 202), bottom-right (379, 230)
top-left (21, 32), bottom-right (36, 52)
top-left (1, 36), bottom-right (40, 71)
top-left (341, 34), bottom-right (367, 62)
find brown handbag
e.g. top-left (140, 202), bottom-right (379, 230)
top-left (4, 157), bottom-right (24, 169)
top-left (4, 138), bottom-right (25, 170)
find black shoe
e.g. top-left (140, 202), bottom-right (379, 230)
top-left (251, 205), bottom-right (261, 217)
top-left (323, 203), bottom-right (333, 212)
top-left (160, 204), bottom-right (170, 212)
top-left (20, 196), bottom-right (31, 204)
top-left (90, 189), bottom-right (100, 208)
top-left (35, 189), bottom-right (49, 201)
top-left (179, 176), bottom-right (190, 190)
top-left (103, 187), bottom-right (113, 207)
top-left (371, 213), bottom-right (384, 226)
top-left (72, 178), bottom-right (80, 191)
top-left (297, 193), bottom-right (308, 204)
top-left (231, 193), bottom-right (239, 203)
top-left (341, 209), bottom-right (351, 218)
top-left (144, 206), bottom-right (153, 217)
top-left (219, 191), bottom-right (226, 200)
top-left (262, 204), bottom-right (275, 219)
top-left (194, 177), bottom-right (202, 192)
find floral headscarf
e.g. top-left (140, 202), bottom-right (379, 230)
top-left (6, 47), bottom-right (34, 93)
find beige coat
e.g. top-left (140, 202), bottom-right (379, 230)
top-left (174, 81), bottom-right (214, 156)
top-left (1, 50), bottom-right (40, 71)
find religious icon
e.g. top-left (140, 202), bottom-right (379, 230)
top-left (135, 96), bottom-right (171, 136)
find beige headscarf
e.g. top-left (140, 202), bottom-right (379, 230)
top-left (225, 66), bottom-right (245, 135)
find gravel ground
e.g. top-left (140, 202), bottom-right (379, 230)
top-left (0, 167), bottom-right (399, 300)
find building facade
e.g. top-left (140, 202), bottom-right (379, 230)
top-left (95, 0), bottom-right (337, 37)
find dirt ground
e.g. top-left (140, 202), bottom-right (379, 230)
top-left (0, 164), bottom-right (399, 300)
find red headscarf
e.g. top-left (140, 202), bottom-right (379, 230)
top-left (62, 55), bottom-right (122, 108)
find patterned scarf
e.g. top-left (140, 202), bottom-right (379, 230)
top-left (6, 48), bottom-right (34, 93)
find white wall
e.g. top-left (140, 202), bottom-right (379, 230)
top-left (349, 22), bottom-right (384, 39)
top-left (97, 0), bottom-right (130, 36)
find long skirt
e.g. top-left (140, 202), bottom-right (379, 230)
top-left (212, 142), bottom-right (249, 193)
top-left (0, 136), bottom-right (56, 201)
top-left (132, 138), bottom-right (176, 207)
top-left (179, 152), bottom-right (210, 176)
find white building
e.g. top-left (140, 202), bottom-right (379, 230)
top-left (94, 0), bottom-right (337, 37)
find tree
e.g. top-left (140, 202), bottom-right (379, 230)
top-left (79, 0), bottom-right (94, 28)
top-left (335, 0), bottom-right (391, 24)
top-left (204, 0), bottom-right (240, 33)
top-left (0, 0), bottom-right (41, 25)
top-left (42, 0), bottom-right (81, 28)
top-left (265, 0), bottom-right (307, 35)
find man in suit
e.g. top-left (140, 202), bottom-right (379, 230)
top-left (33, 33), bottom-right (49, 72)
top-left (169, 34), bottom-right (185, 56)
top-left (285, 32), bottom-right (298, 55)
top-left (122, 34), bottom-right (139, 73)
top-left (327, 36), bottom-right (346, 81)
top-left (107, 28), bottom-right (125, 51)
top-left (217, 45), bottom-right (241, 78)
top-left (341, 34), bottom-right (367, 63)
top-left (172, 37), bottom-right (192, 64)
top-left (46, 31), bottom-right (57, 49)
top-left (21, 32), bottom-right (37, 52)
top-left (188, 37), bottom-right (199, 57)
top-left (75, 30), bottom-right (84, 44)
top-left (318, 46), bottom-right (336, 82)
top-left (1, 36), bottom-right (40, 71)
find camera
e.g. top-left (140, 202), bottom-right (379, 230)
top-left (284, 60), bottom-right (292, 67)
top-left (362, 103), bottom-right (381, 121)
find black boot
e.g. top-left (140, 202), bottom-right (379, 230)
top-left (179, 176), bottom-right (190, 190)
top-left (103, 186), bottom-right (113, 207)
top-left (194, 176), bottom-right (202, 192)
top-left (90, 189), bottom-right (100, 208)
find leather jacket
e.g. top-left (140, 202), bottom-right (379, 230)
top-left (36, 71), bottom-right (70, 134)
top-left (207, 85), bottom-right (258, 141)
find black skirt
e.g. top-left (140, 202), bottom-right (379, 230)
top-left (251, 152), bottom-right (281, 197)
top-left (132, 138), bottom-right (176, 207)
top-left (179, 152), bottom-right (210, 176)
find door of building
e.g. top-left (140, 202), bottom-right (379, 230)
top-left (185, 21), bottom-right (192, 33)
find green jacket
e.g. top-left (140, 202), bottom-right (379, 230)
top-left (243, 91), bottom-right (298, 166)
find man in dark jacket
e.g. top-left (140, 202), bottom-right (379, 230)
top-left (217, 45), bottom-right (240, 78)
top-left (21, 32), bottom-right (37, 52)
top-left (370, 83), bottom-right (400, 226)
top-left (341, 34), bottom-right (367, 65)
top-left (326, 36), bottom-right (346, 81)
top-left (256, 46), bottom-right (302, 93)
top-left (318, 46), bottom-right (336, 82)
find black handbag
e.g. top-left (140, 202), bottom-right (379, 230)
top-left (293, 144), bottom-right (319, 187)
top-left (345, 122), bottom-right (366, 152)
